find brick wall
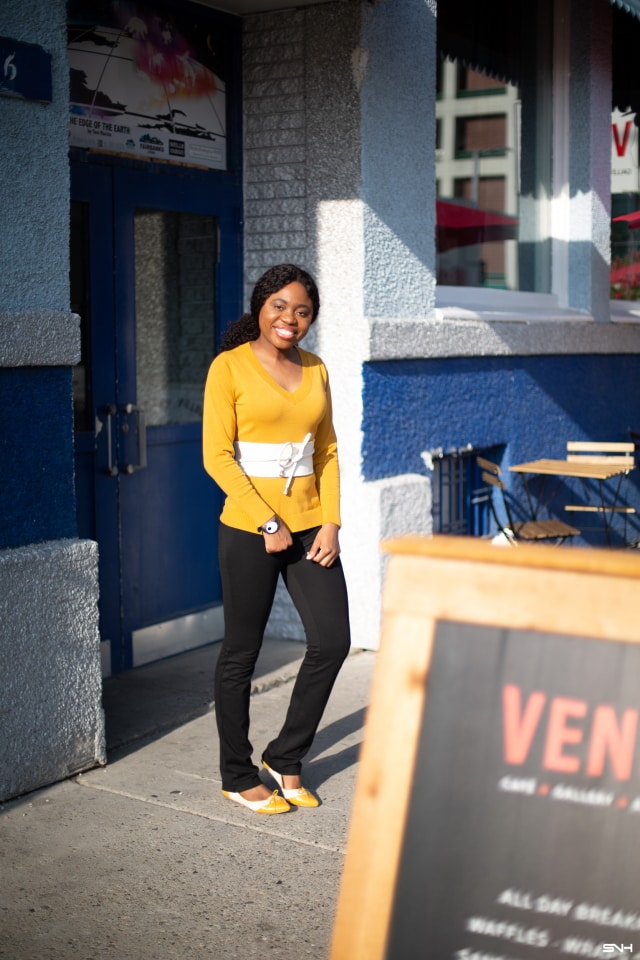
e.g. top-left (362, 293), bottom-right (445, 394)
top-left (243, 11), bottom-right (309, 299)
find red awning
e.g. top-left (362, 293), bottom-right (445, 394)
top-left (611, 260), bottom-right (640, 283)
top-left (437, 199), bottom-right (519, 252)
top-left (613, 210), bottom-right (640, 229)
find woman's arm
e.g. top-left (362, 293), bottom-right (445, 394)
top-left (313, 371), bottom-right (341, 527)
top-left (202, 355), bottom-right (275, 530)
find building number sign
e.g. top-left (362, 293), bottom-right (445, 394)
top-left (0, 36), bottom-right (52, 104)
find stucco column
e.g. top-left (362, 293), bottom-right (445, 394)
top-left (261, 0), bottom-right (436, 649)
top-left (360, 0), bottom-right (437, 317)
top-left (0, 0), bottom-right (105, 800)
top-left (567, 0), bottom-right (612, 320)
top-left (315, 0), bottom-right (436, 649)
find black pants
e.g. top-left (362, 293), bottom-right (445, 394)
top-left (215, 523), bottom-right (351, 793)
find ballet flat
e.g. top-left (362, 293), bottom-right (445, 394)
top-left (222, 789), bottom-right (290, 814)
top-left (262, 760), bottom-right (320, 808)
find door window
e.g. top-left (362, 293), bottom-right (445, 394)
top-left (71, 199), bottom-right (91, 433)
top-left (135, 210), bottom-right (217, 426)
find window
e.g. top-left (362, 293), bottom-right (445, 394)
top-left (454, 176), bottom-right (505, 207)
top-left (431, 449), bottom-right (493, 537)
top-left (457, 65), bottom-right (505, 98)
top-left (611, 6), bottom-right (640, 302)
top-left (71, 200), bottom-right (91, 433)
top-left (452, 176), bottom-right (507, 287)
top-left (437, 58), bottom-right (530, 292)
top-left (430, 0), bottom-right (640, 326)
top-left (454, 115), bottom-right (507, 158)
top-left (436, 0), bottom-right (552, 293)
top-left (135, 210), bottom-right (217, 425)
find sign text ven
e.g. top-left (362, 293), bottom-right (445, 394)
top-left (503, 685), bottom-right (639, 780)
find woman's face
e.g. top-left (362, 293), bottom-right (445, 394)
top-left (257, 281), bottom-right (314, 353)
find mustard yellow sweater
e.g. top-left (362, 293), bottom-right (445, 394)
top-left (202, 342), bottom-right (341, 534)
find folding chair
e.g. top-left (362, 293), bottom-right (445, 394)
top-left (628, 430), bottom-right (640, 464)
top-left (564, 441), bottom-right (636, 545)
top-left (566, 440), bottom-right (635, 467)
top-left (477, 457), bottom-right (579, 545)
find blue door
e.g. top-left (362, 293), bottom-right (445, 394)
top-left (72, 161), bottom-right (242, 673)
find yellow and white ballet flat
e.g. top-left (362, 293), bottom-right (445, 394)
top-left (262, 760), bottom-right (320, 808)
top-left (222, 788), bottom-right (291, 814)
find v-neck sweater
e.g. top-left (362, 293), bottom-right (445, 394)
top-left (202, 341), bottom-right (341, 533)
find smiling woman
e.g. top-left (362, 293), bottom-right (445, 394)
top-left (251, 280), bottom-right (314, 390)
top-left (202, 263), bottom-right (351, 815)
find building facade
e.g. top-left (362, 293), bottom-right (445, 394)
top-left (2, 0), bottom-right (640, 799)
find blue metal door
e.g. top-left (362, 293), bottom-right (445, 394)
top-left (72, 161), bottom-right (242, 673)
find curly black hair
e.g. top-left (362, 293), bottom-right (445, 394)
top-left (220, 263), bottom-right (320, 352)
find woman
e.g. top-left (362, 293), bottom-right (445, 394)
top-left (203, 263), bottom-right (351, 814)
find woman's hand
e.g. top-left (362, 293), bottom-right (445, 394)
top-left (306, 522), bottom-right (340, 567)
top-left (262, 519), bottom-right (293, 554)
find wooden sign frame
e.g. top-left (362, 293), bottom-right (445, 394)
top-left (330, 535), bottom-right (640, 960)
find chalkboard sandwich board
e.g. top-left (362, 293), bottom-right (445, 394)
top-left (331, 536), bottom-right (640, 960)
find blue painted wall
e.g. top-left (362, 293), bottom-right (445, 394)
top-left (362, 355), bottom-right (640, 545)
top-left (0, 0), bottom-right (77, 550)
top-left (0, 368), bottom-right (76, 549)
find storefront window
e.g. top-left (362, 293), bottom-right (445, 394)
top-left (610, 110), bottom-right (640, 301)
top-left (436, 62), bottom-right (522, 289)
top-left (436, 1), bottom-right (552, 293)
top-left (611, 4), bottom-right (640, 303)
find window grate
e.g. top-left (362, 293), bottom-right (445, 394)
top-left (431, 448), bottom-right (496, 536)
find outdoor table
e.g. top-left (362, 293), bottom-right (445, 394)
top-left (509, 458), bottom-right (635, 546)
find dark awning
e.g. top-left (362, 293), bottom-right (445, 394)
top-left (613, 3), bottom-right (640, 116)
top-left (439, 0), bottom-right (640, 113)
top-left (437, 0), bottom-right (525, 86)
top-left (611, 0), bottom-right (640, 19)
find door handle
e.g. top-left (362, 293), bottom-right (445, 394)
top-left (103, 404), bottom-right (118, 477)
top-left (121, 403), bottom-right (147, 474)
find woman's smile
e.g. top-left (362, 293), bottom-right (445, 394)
top-left (257, 281), bottom-right (313, 353)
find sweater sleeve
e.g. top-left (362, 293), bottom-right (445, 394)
top-left (202, 354), bottom-right (275, 529)
top-left (313, 368), bottom-right (341, 526)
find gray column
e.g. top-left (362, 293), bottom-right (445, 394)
top-left (360, 0), bottom-right (437, 318)
top-left (567, 0), bottom-right (613, 321)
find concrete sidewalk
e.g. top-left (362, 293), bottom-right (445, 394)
top-left (0, 639), bottom-right (375, 960)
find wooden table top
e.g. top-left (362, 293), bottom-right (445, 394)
top-left (509, 458), bottom-right (633, 480)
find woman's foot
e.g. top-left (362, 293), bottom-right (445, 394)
top-left (239, 784), bottom-right (275, 803)
top-left (222, 785), bottom-right (291, 814)
top-left (261, 760), bottom-right (320, 807)
top-left (280, 773), bottom-right (302, 791)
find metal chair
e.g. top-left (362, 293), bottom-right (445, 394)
top-left (564, 441), bottom-right (637, 546)
top-left (477, 456), bottom-right (580, 545)
top-left (628, 429), bottom-right (640, 465)
top-left (566, 440), bottom-right (635, 467)
top-left (627, 430), bottom-right (640, 546)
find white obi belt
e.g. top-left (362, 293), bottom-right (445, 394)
top-left (234, 432), bottom-right (314, 494)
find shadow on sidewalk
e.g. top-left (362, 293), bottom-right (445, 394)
top-left (101, 637), bottom-right (305, 754)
